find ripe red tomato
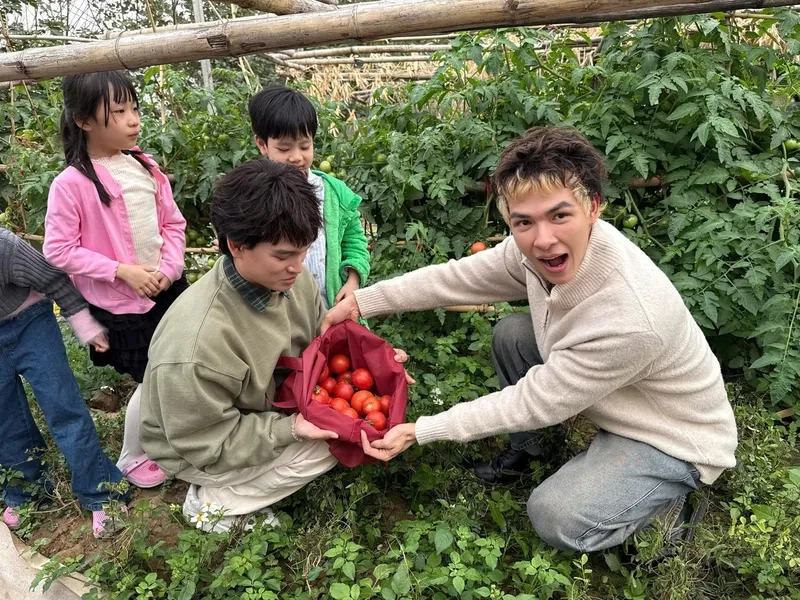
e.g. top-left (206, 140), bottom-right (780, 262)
top-left (351, 368), bottom-right (375, 391)
top-left (333, 381), bottom-right (354, 402)
top-left (328, 354), bottom-right (351, 375)
top-left (317, 365), bottom-right (330, 383)
top-left (336, 371), bottom-right (352, 383)
top-left (311, 386), bottom-right (330, 404)
top-left (330, 398), bottom-right (350, 413)
top-left (379, 395), bottom-right (391, 416)
top-left (342, 407), bottom-right (360, 420)
top-left (363, 398), bottom-right (381, 415)
top-left (350, 390), bottom-right (374, 416)
top-left (471, 241), bottom-right (487, 254)
top-left (365, 411), bottom-right (387, 431)
top-left (320, 377), bottom-right (337, 395)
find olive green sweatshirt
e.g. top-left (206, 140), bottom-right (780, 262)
top-left (140, 259), bottom-right (324, 476)
top-left (354, 220), bottom-right (737, 485)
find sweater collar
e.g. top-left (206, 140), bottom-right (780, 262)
top-left (521, 219), bottom-right (619, 310)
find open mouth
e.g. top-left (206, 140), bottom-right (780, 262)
top-left (539, 254), bottom-right (568, 272)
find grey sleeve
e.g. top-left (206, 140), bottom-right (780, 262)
top-left (3, 231), bottom-right (89, 318)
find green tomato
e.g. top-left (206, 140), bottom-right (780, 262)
top-left (217, 133), bottom-right (230, 144)
top-left (375, 153), bottom-right (387, 164)
top-left (319, 160), bottom-right (332, 173)
top-left (187, 272), bottom-right (198, 284)
top-left (207, 257), bottom-right (216, 269)
top-left (0, 212), bottom-right (9, 224)
top-left (784, 139), bottom-right (800, 151)
top-left (326, 154), bottom-right (336, 164)
top-left (622, 214), bottom-right (639, 229)
top-left (337, 169), bottom-right (347, 179)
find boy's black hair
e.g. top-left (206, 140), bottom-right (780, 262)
top-left (212, 159), bottom-right (321, 257)
top-left (60, 71), bottom-right (153, 207)
top-left (248, 84), bottom-right (318, 143)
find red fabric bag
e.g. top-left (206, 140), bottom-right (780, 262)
top-left (272, 320), bottom-right (408, 467)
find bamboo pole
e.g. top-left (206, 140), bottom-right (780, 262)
top-left (283, 44), bottom-right (451, 58)
top-left (2, 0), bottom-right (795, 83)
top-left (7, 34), bottom-right (96, 43)
top-left (101, 15), bottom-right (277, 39)
top-left (337, 72), bottom-right (433, 80)
top-left (289, 55), bottom-right (433, 65)
top-left (215, 0), bottom-right (336, 15)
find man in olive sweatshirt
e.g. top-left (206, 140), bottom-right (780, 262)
top-left (323, 127), bottom-right (738, 553)
top-left (140, 160), bottom-right (340, 532)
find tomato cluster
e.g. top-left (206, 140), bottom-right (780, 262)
top-left (310, 353), bottom-right (390, 431)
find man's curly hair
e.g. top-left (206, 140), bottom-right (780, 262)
top-left (492, 127), bottom-right (608, 220)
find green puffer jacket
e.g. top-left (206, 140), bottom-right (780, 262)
top-left (314, 170), bottom-right (371, 307)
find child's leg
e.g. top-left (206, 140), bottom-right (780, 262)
top-left (0, 366), bottom-right (47, 508)
top-left (14, 304), bottom-right (125, 511)
top-left (116, 384), bottom-right (143, 470)
top-left (116, 385), bottom-right (166, 488)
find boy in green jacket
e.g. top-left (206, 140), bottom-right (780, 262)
top-left (248, 85), bottom-right (370, 309)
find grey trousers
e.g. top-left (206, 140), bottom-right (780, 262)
top-left (491, 313), bottom-right (701, 552)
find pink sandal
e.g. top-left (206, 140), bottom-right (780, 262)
top-left (2, 506), bottom-right (20, 530)
top-left (93, 505), bottom-right (128, 539)
top-left (121, 456), bottom-right (167, 488)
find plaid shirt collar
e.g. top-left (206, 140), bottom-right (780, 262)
top-left (223, 255), bottom-right (289, 313)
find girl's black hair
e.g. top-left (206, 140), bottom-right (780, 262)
top-left (60, 71), bottom-right (153, 206)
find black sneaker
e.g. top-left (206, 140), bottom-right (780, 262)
top-left (472, 446), bottom-right (537, 484)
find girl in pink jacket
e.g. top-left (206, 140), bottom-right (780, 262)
top-left (44, 71), bottom-right (187, 490)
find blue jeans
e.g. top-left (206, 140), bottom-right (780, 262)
top-left (0, 301), bottom-right (125, 511)
top-left (492, 313), bottom-right (700, 552)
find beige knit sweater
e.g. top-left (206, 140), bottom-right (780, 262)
top-left (354, 220), bottom-right (737, 484)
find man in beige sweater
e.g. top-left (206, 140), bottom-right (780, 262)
top-left (140, 160), bottom-right (341, 532)
top-left (323, 127), bottom-right (738, 552)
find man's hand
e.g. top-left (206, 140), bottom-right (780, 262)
top-left (393, 347), bottom-right (416, 385)
top-left (334, 270), bottom-right (360, 304)
top-left (294, 413), bottom-right (339, 440)
top-left (360, 423), bottom-right (417, 461)
top-left (89, 332), bottom-right (109, 353)
top-left (321, 294), bottom-right (361, 333)
top-left (116, 264), bottom-right (159, 297)
top-left (154, 271), bottom-right (172, 294)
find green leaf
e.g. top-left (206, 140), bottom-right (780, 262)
top-left (351, 584), bottom-right (361, 600)
top-left (391, 563), bottom-right (411, 595)
top-left (666, 102), bottom-right (699, 121)
top-left (330, 583), bottom-right (352, 600)
top-left (453, 576), bottom-right (466, 595)
top-left (693, 122), bottom-right (711, 146)
top-left (381, 587), bottom-right (396, 600)
top-left (434, 527), bottom-right (454, 554)
top-left (343, 561), bottom-right (356, 581)
top-left (749, 354), bottom-right (781, 369)
top-left (632, 154), bottom-right (650, 179)
top-left (177, 579), bottom-right (196, 600)
top-left (373, 564), bottom-right (393, 581)
top-left (701, 291), bottom-right (718, 325)
top-left (710, 116), bottom-right (739, 137)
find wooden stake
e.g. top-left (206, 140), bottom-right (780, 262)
top-left (2, 1), bottom-right (795, 83)
top-left (214, 0), bottom-right (336, 15)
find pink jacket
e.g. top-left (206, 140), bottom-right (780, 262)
top-left (44, 152), bottom-right (186, 315)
